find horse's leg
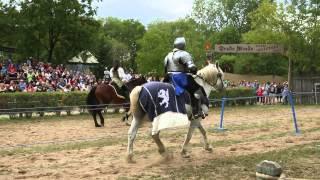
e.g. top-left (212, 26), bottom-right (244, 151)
top-left (152, 131), bottom-right (173, 161)
top-left (98, 111), bottom-right (104, 127)
top-left (127, 116), bottom-right (140, 163)
top-left (122, 110), bottom-right (131, 126)
top-left (151, 132), bottom-right (166, 154)
top-left (198, 121), bottom-right (212, 152)
top-left (92, 111), bottom-right (101, 127)
top-left (181, 118), bottom-right (199, 158)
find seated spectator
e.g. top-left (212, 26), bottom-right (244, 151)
top-left (27, 70), bottom-right (34, 83)
top-left (0, 66), bottom-right (7, 76)
top-left (18, 79), bottom-right (27, 92)
top-left (3, 75), bottom-right (10, 84)
top-left (0, 74), bottom-right (4, 83)
top-left (8, 63), bottom-right (17, 78)
top-left (26, 83), bottom-right (35, 93)
top-left (8, 80), bottom-right (17, 92)
top-left (57, 78), bottom-right (66, 90)
top-left (0, 83), bottom-right (6, 93)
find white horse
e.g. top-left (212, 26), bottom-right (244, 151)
top-left (127, 63), bottom-right (224, 162)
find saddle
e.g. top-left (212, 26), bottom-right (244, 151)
top-left (110, 81), bottom-right (129, 99)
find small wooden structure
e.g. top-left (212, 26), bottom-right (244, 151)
top-left (293, 76), bottom-right (320, 104)
top-left (66, 51), bottom-right (99, 73)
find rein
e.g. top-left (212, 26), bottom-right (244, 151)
top-left (193, 71), bottom-right (222, 89)
top-left (194, 74), bottom-right (217, 88)
top-left (192, 66), bottom-right (224, 89)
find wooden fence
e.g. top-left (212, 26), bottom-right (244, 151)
top-left (293, 76), bottom-right (320, 104)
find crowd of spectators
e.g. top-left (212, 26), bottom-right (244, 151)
top-left (1, 58), bottom-right (291, 105)
top-left (0, 58), bottom-right (97, 93)
top-left (224, 80), bottom-right (290, 104)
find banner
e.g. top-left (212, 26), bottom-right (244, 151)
top-left (214, 44), bottom-right (284, 53)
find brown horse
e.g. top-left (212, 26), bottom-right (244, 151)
top-left (86, 76), bottom-right (146, 127)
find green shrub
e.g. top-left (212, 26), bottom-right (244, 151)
top-left (210, 87), bottom-right (256, 107)
top-left (0, 92), bottom-right (88, 115)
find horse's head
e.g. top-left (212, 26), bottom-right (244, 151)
top-left (196, 62), bottom-right (224, 92)
top-left (125, 75), bottom-right (147, 91)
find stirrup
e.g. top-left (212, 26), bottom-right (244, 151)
top-left (193, 111), bottom-right (207, 119)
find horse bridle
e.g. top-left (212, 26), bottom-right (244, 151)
top-left (193, 63), bottom-right (224, 89)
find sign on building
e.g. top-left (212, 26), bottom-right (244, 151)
top-left (214, 44), bottom-right (284, 54)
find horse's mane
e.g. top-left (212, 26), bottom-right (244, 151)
top-left (125, 76), bottom-right (147, 91)
top-left (197, 64), bottom-right (219, 85)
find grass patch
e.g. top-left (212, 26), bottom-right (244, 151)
top-left (165, 142), bottom-right (320, 179)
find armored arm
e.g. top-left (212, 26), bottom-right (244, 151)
top-left (179, 52), bottom-right (197, 74)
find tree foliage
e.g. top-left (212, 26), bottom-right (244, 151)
top-left (103, 17), bottom-right (146, 71)
top-left (192, 0), bottom-right (262, 33)
top-left (136, 19), bottom-right (207, 75)
top-left (1, 0), bottom-right (319, 77)
top-left (1, 0), bottom-right (101, 64)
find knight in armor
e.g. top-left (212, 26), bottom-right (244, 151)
top-left (164, 37), bottom-right (205, 119)
top-left (110, 59), bottom-right (129, 99)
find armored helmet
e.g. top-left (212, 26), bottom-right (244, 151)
top-left (174, 37), bottom-right (186, 50)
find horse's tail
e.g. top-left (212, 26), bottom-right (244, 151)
top-left (86, 86), bottom-right (98, 114)
top-left (129, 86), bottom-right (143, 115)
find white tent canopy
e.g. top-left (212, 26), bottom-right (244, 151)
top-left (68, 51), bottom-right (99, 64)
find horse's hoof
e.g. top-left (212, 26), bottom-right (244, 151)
top-left (205, 146), bottom-right (213, 152)
top-left (180, 150), bottom-right (190, 158)
top-left (181, 152), bottom-right (190, 158)
top-left (95, 125), bottom-right (101, 127)
top-left (125, 122), bottom-right (131, 126)
top-left (126, 154), bottom-right (135, 163)
top-left (161, 151), bottom-right (174, 161)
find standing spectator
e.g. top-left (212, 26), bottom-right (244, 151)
top-left (269, 82), bottom-right (276, 104)
top-left (276, 82), bottom-right (283, 103)
top-left (256, 85), bottom-right (264, 104)
top-left (282, 82), bottom-right (289, 104)
top-left (264, 82), bottom-right (271, 104)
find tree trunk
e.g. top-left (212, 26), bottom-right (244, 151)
top-left (47, 40), bottom-right (55, 63)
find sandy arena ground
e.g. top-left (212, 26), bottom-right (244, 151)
top-left (0, 105), bottom-right (319, 179)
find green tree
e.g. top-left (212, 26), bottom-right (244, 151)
top-left (0, 1), bottom-right (20, 49)
top-left (136, 19), bottom-right (207, 75)
top-left (244, 0), bottom-right (320, 80)
top-left (192, 0), bottom-right (263, 33)
top-left (103, 17), bottom-right (145, 71)
top-left (17, 0), bottom-right (100, 63)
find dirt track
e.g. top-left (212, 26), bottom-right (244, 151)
top-left (0, 105), bottom-right (319, 179)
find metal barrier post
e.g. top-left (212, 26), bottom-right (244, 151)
top-left (216, 97), bottom-right (227, 131)
top-left (288, 92), bottom-right (300, 135)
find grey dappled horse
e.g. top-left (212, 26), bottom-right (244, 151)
top-left (126, 63), bottom-right (224, 162)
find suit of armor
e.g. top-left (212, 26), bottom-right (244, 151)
top-left (164, 48), bottom-right (196, 73)
top-left (164, 37), bottom-right (204, 118)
